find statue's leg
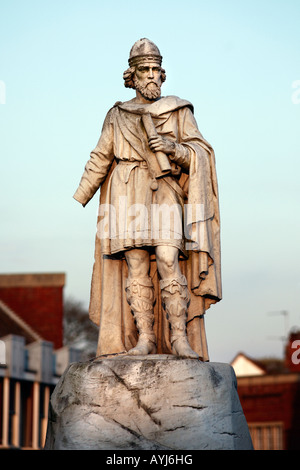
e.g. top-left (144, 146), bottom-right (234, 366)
top-left (125, 249), bottom-right (156, 355)
top-left (156, 246), bottom-right (199, 359)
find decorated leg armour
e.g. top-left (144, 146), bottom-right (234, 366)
top-left (160, 275), bottom-right (199, 359)
top-left (125, 277), bottom-right (157, 355)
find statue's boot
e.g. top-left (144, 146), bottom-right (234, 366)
top-left (125, 277), bottom-right (156, 355)
top-left (160, 275), bottom-right (199, 359)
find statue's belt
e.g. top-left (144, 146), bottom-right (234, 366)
top-left (116, 159), bottom-right (186, 199)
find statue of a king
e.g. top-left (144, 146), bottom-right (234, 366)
top-left (73, 38), bottom-right (222, 360)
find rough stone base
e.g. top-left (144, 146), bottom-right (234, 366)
top-left (44, 355), bottom-right (253, 450)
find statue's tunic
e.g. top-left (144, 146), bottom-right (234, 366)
top-left (74, 96), bottom-right (222, 360)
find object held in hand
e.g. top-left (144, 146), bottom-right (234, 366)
top-left (142, 113), bottom-right (172, 177)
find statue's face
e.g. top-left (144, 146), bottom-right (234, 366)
top-left (133, 61), bottom-right (162, 100)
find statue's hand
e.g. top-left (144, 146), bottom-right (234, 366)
top-left (148, 136), bottom-right (176, 156)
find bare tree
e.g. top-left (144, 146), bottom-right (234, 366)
top-left (63, 297), bottom-right (98, 360)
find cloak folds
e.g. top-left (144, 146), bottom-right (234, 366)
top-left (74, 96), bottom-right (222, 361)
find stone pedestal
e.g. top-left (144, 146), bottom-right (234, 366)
top-left (44, 355), bottom-right (253, 450)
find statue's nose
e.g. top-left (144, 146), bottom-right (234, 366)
top-left (148, 68), bottom-right (154, 78)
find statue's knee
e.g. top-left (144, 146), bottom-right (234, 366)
top-left (125, 249), bottom-right (150, 277)
top-left (156, 247), bottom-right (179, 277)
top-left (162, 256), bottom-right (176, 270)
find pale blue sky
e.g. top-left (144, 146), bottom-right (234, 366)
top-left (1, 0), bottom-right (299, 362)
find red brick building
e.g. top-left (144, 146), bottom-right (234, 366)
top-left (0, 272), bottom-right (81, 449)
top-left (232, 332), bottom-right (300, 450)
top-left (0, 273), bottom-right (65, 349)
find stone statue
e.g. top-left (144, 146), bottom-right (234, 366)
top-left (73, 38), bottom-right (222, 360)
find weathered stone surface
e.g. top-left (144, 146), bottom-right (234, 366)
top-left (44, 355), bottom-right (253, 450)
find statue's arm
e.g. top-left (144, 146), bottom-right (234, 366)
top-left (73, 111), bottom-right (115, 206)
top-left (148, 106), bottom-right (206, 171)
top-left (168, 142), bottom-right (190, 170)
top-left (174, 107), bottom-right (211, 170)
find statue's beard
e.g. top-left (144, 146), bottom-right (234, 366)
top-left (134, 78), bottom-right (161, 100)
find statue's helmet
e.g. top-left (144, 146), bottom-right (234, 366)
top-left (128, 38), bottom-right (162, 67)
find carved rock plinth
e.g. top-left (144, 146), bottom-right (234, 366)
top-left (44, 355), bottom-right (253, 450)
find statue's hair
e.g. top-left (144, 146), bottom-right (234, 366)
top-left (123, 66), bottom-right (166, 89)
